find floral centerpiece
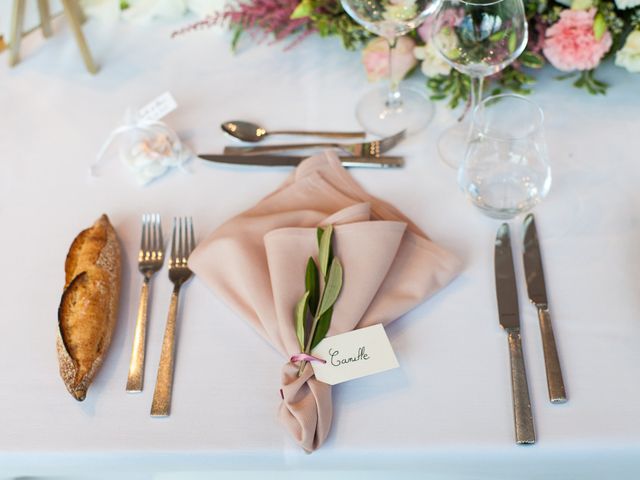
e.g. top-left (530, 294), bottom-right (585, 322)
top-left (177, 0), bottom-right (640, 107)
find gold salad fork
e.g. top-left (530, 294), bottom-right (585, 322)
top-left (222, 129), bottom-right (406, 157)
top-left (126, 214), bottom-right (164, 393)
top-left (150, 217), bottom-right (196, 417)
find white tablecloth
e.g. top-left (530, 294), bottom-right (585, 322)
top-left (1, 12), bottom-right (640, 479)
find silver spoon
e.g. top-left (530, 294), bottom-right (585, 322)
top-left (221, 120), bottom-right (366, 143)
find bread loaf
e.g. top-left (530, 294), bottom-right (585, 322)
top-left (57, 214), bottom-right (121, 401)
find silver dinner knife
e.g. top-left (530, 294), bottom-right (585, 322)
top-left (523, 213), bottom-right (567, 404)
top-left (495, 223), bottom-right (536, 445)
top-left (198, 154), bottom-right (404, 168)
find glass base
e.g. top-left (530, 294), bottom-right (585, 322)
top-left (437, 120), bottom-right (472, 169)
top-left (355, 85), bottom-right (434, 137)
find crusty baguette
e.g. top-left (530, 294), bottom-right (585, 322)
top-left (57, 214), bottom-right (121, 401)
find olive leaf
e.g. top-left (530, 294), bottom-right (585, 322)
top-left (305, 257), bottom-right (320, 313)
top-left (318, 224), bottom-right (333, 278)
top-left (508, 31), bottom-right (517, 54)
top-left (489, 30), bottom-right (507, 41)
top-left (311, 306), bottom-right (333, 350)
top-left (290, 0), bottom-right (314, 19)
top-left (593, 13), bottom-right (606, 41)
top-left (294, 291), bottom-right (309, 351)
top-left (317, 257), bottom-right (343, 318)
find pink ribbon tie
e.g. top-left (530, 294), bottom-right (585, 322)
top-left (290, 353), bottom-right (326, 364)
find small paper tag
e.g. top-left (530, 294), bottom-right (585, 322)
top-left (138, 92), bottom-right (178, 122)
top-left (310, 324), bottom-right (399, 385)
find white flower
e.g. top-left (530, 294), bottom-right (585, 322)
top-left (614, 0), bottom-right (640, 8)
top-left (615, 30), bottom-right (640, 73)
top-left (414, 42), bottom-right (451, 77)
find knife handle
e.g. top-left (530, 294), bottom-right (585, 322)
top-left (507, 330), bottom-right (536, 445)
top-left (537, 308), bottom-right (567, 403)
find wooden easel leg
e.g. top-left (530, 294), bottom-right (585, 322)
top-left (8, 0), bottom-right (26, 67)
top-left (70, 0), bottom-right (87, 24)
top-left (38, 0), bottom-right (53, 38)
top-left (61, 0), bottom-right (98, 74)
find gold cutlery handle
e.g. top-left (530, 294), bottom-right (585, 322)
top-left (537, 308), bottom-right (567, 403)
top-left (151, 289), bottom-right (180, 417)
top-left (507, 330), bottom-right (536, 444)
top-left (270, 130), bottom-right (365, 139)
top-left (224, 143), bottom-right (339, 155)
top-left (126, 279), bottom-right (150, 392)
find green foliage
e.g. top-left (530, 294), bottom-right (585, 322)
top-left (427, 70), bottom-right (470, 109)
top-left (310, 2), bottom-right (372, 49)
top-left (293, 225), bottom-right (343, 374)
top-left (573, 70), bottom-right (609, 95)
top-left (498, 66), bottom-right (537, 95)
top-left (295, 292), bottom-right (310, 351)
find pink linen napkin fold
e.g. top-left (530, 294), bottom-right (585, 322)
top-left (188, 151), bottom-right (462, 452)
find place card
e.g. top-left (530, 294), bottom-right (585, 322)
top-left (310, 324), bottom-right (399, 385)
top-left (138, 92), bottom-right (178, 122)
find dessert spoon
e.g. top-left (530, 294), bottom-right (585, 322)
top-left (221, 120), bottom-right (366, 143)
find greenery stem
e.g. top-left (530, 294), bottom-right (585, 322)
top-left (296, 282), bottom-right (326, 377)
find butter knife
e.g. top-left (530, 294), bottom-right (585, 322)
top-left (495, 223), bottom-right (536, 445)
top-left (198, 154), bottom-right (404, 168)
top-left (523, 213), bottom-right (567, 404)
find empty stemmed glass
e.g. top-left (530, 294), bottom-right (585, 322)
top-left (341, 0), bottom-right (442, 136)
top-left (431, 0), bottom-right (528, 167)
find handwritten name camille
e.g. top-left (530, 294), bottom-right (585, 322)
top-left (329, 346), bottom-right (370, 367)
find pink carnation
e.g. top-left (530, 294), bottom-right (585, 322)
top-left (542, 8), bottom-right (612, 71)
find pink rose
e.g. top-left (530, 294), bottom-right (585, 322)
top-left (362, 36), bottom-right (417, 82)
top-left (542, 8), bottom-right (612, 71)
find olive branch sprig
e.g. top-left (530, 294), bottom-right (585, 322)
top-left (294, 225), bottom-right (343, 377)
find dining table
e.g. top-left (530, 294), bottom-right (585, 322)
top-left (1, 9), bottom-right (640, 479)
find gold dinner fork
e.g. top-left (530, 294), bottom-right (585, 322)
top-left (222, 129), bottom-right (406, 157)
top-left (150, 217), bottom-right (196, 417)
top-left (126, 214), bottom-right (164, 393)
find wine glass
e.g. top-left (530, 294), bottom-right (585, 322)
top-left (458, 94), bottom-right (551, 219)
top-left (431, 0), bottom-right (528, 167)
top-left (341, 0), bottom-right (441, 136)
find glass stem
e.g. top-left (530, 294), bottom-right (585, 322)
top-left (386, 37), bottom-right (402, 109)
top-left (469, 75), bottom-right (484, 116)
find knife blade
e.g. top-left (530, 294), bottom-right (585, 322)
top-left (198, 154), bottom-right (404, 169)
top-left (522, 213), bottom-right (567, 404)
top-left (495, 223), bottom-right (536, 445)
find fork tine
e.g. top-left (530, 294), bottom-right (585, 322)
top-left (170, 217), bottom-right (177, 263)
top-left (179, 217), bottom-right (185, 263)
top-left (188, 217), bottom-right (195, 255)
top-left (156, 214), bottom-right (164, 255)
top-left (150, 214), bottom-right (157, 255)
top-left (140, 214), bottom-right (147, 254)
top-left (382, 129), bottom-right (405, 149)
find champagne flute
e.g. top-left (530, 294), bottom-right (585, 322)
top-left (431, 0), bottom-right (528, 167)
top-left (341, 0), bottom-right (442, 136)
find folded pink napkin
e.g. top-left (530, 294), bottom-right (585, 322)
top-left (189, 151), bottom-right (462, 452)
